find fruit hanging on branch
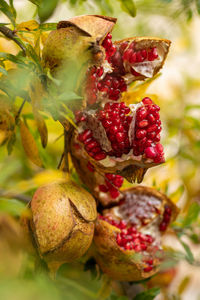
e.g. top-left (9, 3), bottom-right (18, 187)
top-left (93, 186), bottom-right (179, 281)
top-left (42, 15), bottom-right (170, 109)
top-left (71, 97), bottom-right (164, 184)
top-left (22, 180), bottom-right (97, 272)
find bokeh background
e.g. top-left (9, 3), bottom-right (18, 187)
top-left (0, 0), bottom-right (200, 299)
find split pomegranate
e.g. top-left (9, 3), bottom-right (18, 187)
top-left (93, 186), bottom-right (179, 281)
top-left (84, 33), bottom-right (170, 106)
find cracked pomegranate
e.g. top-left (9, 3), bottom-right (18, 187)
top-left (23, 180), bottom-right (97, 272)
top-left (93, 186), bottom-right (179, 281)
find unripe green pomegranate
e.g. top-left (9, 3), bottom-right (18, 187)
top-left (24, 180), bottom-right (97, 272)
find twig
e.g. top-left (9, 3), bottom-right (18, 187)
top-left (15, 98), bottom-right (26, 123)
top-left (0, 26), bottom-right (26, 55)
top-left (0, 189), bottom-right (31, 204)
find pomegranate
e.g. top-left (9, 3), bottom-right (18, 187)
top-left (72, 97), bottom-right (164, 183)
top-left (93, 186), bottom-right (179, 281)
top-left (22, 180), bottom-right (97, 272)
top-left (42, 15), bottom-right (170, 109)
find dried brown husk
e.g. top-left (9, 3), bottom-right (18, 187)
top-left (93, 186), bottom-right (179, 281)
top-left (22, 180), bottom-right (97, 272)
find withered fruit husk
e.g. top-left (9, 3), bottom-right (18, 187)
top-left (70, 129), bottom-right (160, 184)
top-left (22, 180), bottom-right (97, 272)
top-left (93, 186), bottom-right (179, 282)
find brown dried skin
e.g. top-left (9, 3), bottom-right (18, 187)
top-left (27, 180), bottom-right (97, 270)
top-left (115, 37), bottom-right (171, 80)
top-left (93, 187), bottom-right (179, 281)
top-left (71, 130), bottom-right (159, 184)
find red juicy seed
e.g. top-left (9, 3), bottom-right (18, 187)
top-left (147, 124), bottom-right (158, 133)
top-left (145, 139), bottom-right (152, 147)
top-left (147, 132), bottom-right (156, 139)
top-left (155, 143), bottom-right (164, 154)
top-left (136, 129), bottom-right (147, 139)
top-left (144, 266), bottom-right (153, 272)
top-left (110, 126), bottom-right (119, 134)
top-left (159, 222), bottom-right (167, 231)
top-left (165, 206), bottom-right (172, 215)
top-left (118, 220), bottom-right (127, 229)
top-left (146, 235), bottom-right (154, 243)
top-left (129, 52), bottom-right (137, 63)
top-left (134, 245), bottom-right (142, 252)
top-left (119, 41), bottom-right (129, 54)
top-left (142, 97), bottom-right (153, 105)
top-left (136, 51), bottom-right (144, 62)
top-left (78, 129), bottom-right (92, 142)
top-left (94, 152), bottom-right (107, 160)
top-left (107, 33), bottom-right (112, 39)
top-left (136, 108), bottom-right (148, 121)
top-left (105, 173), bottom-right (115, 180)
top-left (163, 214), bottom-right (171, 222)
top-left (148, 114), bottom-right (156, 123)
top-left (138, 120), bottom-right (148, 128)
top-left (96, 67), bottom-right (104, 77)
top-left (102, 37), bottom-right (112, 49)
top-left (155, 134), bottom-right (161, 142)
top-left (120, 84), bottom-right (127, 92)
top-left (131, 68), bottom-right (141, 76)
top-left (102, 120), bottom-right (112, 128)
top-left (116, 234), bottom-right (122, 245)
top-left (145, 259), bottom-right (153, 265)
top-left (113, 175), bottom-right (124, 187)
top-left (87, 162), bottom-right (95, 172)
top-left (99, 185), bottom-right (109, 192)
top-left (100, 86), bottom-right (109, 93)
top-left (92, 147), bottom-right (102, 154)
top-left (84, 138), bottom-right (93, 145)
top-left (141, 243), bottom-right (147, 251)
top-left (145, 147), bottom-right (157, 159)
top-left (116, 132), bottom-right (125, 143)
top-left (110, 188), bottom-right (120, 199)
top-left (85, 141), bottom-right (98, 150)
top-left (105, 79), bottom-right (111, 86)
top-left (123, 49), bottom-right (133, 61)
top-left (141, 49), bottom-right (147, 59)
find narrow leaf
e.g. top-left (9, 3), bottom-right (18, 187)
top-left (20, 120), bottom-right (43, 167)
top-left (117, 0), bottom-right (137, 17)
top-left (179, 238), bottom-right (194, 264)
top-left (0, 67), bottom-right (8, 76)
top-left (38, 0), bottom-right (59, 23)
top-left (182, 202), bottom-right (200, 227)
top-left (39, 23), bottom-right (57, 31)
top-left (0, 0), bottom-right (16, 26)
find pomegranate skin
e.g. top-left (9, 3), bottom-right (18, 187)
top-left (26, 180), bottom-right (97, 271)
top-left (93, 186), bottom-right (179, 281)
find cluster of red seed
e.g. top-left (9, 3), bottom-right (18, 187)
top-left (85, 66), bottom-right (104, 105)
top-left (99, 173), bottom-right (124, 199)
top-left (98, 102), bottom-right (132, 157)
top-left (159, 205), bottom-right (172, 231)
top-left (102, 33), bottom-right (116, 62)
top-left (99, 215), bottom-right (155, 272)
top-left (78, 129), bottom-right (107, 160)
top-left (97, 74), bottom-right (127, 101)
top-left (133, 97), bottom-right (164, 163)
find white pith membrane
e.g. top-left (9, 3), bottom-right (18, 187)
top-left (99, 190), bottom-right (173, 272)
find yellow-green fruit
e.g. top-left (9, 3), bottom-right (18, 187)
top-left (28, 180), bottom-right (97, 271)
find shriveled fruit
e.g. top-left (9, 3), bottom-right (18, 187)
top-left (24, 180), bottom-right (97, 271)
top-left (93, 186), bottom-right (179, 281)
top-left (72, 97), bottom-right (164, 183)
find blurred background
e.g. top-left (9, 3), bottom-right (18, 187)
top-left (0, 0), bottom-right (200, 299)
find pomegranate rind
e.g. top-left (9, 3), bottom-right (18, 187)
top-left (58, 15), bottom-right (117, 41)
top-left (93, 187), bottom-right (179, 281)
top-left (115, 37), bottom-right (171, 79)
top-left (93, 218), bottom-right (160, 281)
top-left (26, 181), bottom-right (97, 267)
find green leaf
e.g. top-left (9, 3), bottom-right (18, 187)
top-left (0, 52), bottom-right (26, 66)
top-left (7, 132), bottom-right (16, 155)
top-left (134, 287), bottom-right (160, 300)
top-left (8, 0), bottom-right (16, 19)
top-left (28, 0), bottom-right (41, 5)
top-left (0, 0), bottom-right (16, 26)
top-left (39, 22), bottom-right (57, 31)
top-left (0, 198), bottom-right (25, 217)
top-left (196, 0), bottom-right (200, 14)
top-left (26, 44), bottom-right (42, 71)
top-left (182, 202), bottom-right (200, 227)
top-left (117, 0), bottom-right (137, 17)
top-left (0, 66), bottom-right (8, 76)
top-left (38, 0), bottom-right (59, 23)
top-left (178, 237), bottom-right (194, 264)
